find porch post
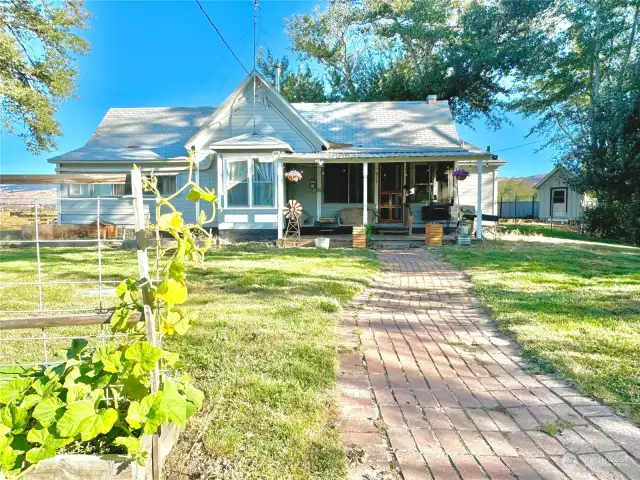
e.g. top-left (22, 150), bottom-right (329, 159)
top-left (373, 163), bottom-right (379, 216)
top-left (316, 162), bottom-right (322, 221)
top-left (277, 160), bottom-right (284, 239)
top-left (362, 162), bottom-right (368, 226)
top-left (476, 159), bottom-right (483, 239)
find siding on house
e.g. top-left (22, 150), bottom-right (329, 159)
top-left (453, 164), bottom-right (499, 216)
top-left (538, 168), bottom-right (582, 220)
top-left (198, 82), bottom-right (320, 153)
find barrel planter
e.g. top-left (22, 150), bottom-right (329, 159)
top-left (425, 224), bottom-right (443, 246)
top-left (352, 226), bottom-right (367, 249)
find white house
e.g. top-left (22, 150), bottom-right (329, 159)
top-left (48, 71), bottom-right (505, 241)
top-left (536, 166), bottom-right (588, 222)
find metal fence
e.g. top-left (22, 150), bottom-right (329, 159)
top-left (0, 171), bottom-right (163, 479)
top-left (498, 195), bottom-right (539, 220)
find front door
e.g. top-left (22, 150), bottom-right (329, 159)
top-left (551, 188), bottom-right (567, 218)
top-left (378, 163), bottom-right (403, 223)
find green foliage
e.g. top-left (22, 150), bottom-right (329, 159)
top-left (498, 177), bottom-right (540, 198)
top-left (0, 340), bottom-right (202, 477)
top-left (0, 0), bottom-right (91, 153)
top-left (283, 0), bottom-right (551, 125)
top-left (257, 49), bottom-right (327, 102)
top-left (0, 152), bottom-right (217, 477)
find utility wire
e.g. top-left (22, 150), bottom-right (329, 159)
top-left (194, 0), bottom-right (250, 75)
top-left (493, 139), bottom-right (547, 153)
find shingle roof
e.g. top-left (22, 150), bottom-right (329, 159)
top-left (48, 107), bottom-right (214, 162)
top-left (293, 100), bottom-right (461, 149)
top-left (48, 99), bottom-right (494, 163)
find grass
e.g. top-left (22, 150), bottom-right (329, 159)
top-left (0, 245), bottom-right (381, 479)
top-left (441, 240), bottom-right (640, 421)
top-left (500, 223), bottom-right (621, 244)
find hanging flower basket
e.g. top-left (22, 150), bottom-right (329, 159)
top-left (453, 168), bottom-right (470, 181)
top-left (285, 169), bottom-right (303, 182)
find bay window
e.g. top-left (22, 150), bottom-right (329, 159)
top-left (225, 157), bottom-right (275, 208)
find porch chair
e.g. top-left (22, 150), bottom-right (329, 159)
top-left (477, 214), bottom-right (501, 239)
top-left (336, 208), bottom-right (378, 226)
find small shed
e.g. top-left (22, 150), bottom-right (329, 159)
top-left (536, 166), bottom-right (584, 221)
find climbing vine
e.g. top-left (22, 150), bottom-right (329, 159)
top-left (0, 151), bottom-right (217, 478)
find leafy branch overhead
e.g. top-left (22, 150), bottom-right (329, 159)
top-left (0, 0), bottom-right (91, 153)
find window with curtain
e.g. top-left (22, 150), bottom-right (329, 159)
top-left (227, 160), bottom-right (249, 206)
top-left (252, 159), bottom-right (275, 206)
top-left (324, 163), bottom-right (373, 203)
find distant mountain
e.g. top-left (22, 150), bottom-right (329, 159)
top-left (498, 174), bottom-right (546, 198)
top-left (0, 185), bottom-right (57, 205)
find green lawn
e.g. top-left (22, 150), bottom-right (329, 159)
top-left (0, 245), bottom-right (380, 479)
top-left (501, 223), bottom-right (620, 244)
top-left (441, 240), bottom-right (640, 420)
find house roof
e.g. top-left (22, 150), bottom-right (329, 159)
top-left (210, 133), bottom-right (293, 152)
top-left (48, 107), bottom-right (214, 163)
top-left (292, 100), bottom-right (461, 150)
top-left (48, 74), bottom-right (497, 164)
top-left (535, 165), bottom-right (568, 189)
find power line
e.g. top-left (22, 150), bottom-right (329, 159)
top-left (194, 0), bottom-right (250, 75)
top-left (493, 139), bottom-right (547, 153)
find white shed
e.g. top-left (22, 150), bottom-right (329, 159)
top-left (536, 166), bottom-right (584, 221)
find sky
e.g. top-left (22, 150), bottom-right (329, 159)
top-left (0, 0), bottom-right (557, 178)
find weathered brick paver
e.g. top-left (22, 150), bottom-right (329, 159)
top-left (338, 250), bottom-right (640, 479)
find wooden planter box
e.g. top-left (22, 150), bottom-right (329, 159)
top-left (352, 226), bottom-right (367, 249)
top-left (21, 424), bottom-right (180, 480)
top-left (425, 224), bottom-right (443, 246)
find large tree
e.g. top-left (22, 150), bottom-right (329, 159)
top-left (257, 49), bottom-right (327, 102)
top-left (0, 0), bottom-right (91, 153)
top-left (285, 0), bottom-right (552, 126)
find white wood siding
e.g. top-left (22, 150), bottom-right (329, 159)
top-left (455, 165), bottom-right (499, 215)
top-left (538, 169), bottom-right (582, 220)
top-left (201, 83), bottom-right (318, 153)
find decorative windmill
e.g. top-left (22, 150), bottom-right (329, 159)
top-left (283, 199), bottom-right (303, 240)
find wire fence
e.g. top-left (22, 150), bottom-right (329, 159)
top-left (0, 176), bottom-right (155, 384)
top-left (498, 194), bottom-right (539, 220)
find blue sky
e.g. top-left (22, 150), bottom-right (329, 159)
top-left (0, 1), bottom-right (557, 177)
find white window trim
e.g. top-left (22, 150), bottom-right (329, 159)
top-left (224, 157), bottom-right (276, 209)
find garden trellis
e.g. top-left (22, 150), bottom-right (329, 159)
top-left (0, 171), bottom-right (163, 478)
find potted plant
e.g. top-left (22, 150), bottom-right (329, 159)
top-left (284, 170), bottom-right (303, 182)
top-left (453, 168), bottom-right (469, 181)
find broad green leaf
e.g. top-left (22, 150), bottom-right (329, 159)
top-left (0, 424), bottom-right (10, 451)
top-left (125, 342), bottom-right (163, 372)
top-left (126, 392), bottom-right (166, 434)
top-left (66, 384), bottom-right (92, 403)
top-left (79, 408), bottom-right (118, 441)
top-left (0, 404), bottom-right (29, 434)
top-left (120, 375), bottom-right (148, 401)
top-left (160, 309), bottom-right (190, 336)
top-left (56, 400), bottom-right (95, 438)
top-left (158, 212), bottom-right (183, 230)
top-left (26, 424), bottom-right (50, 445)
top-left (160, 380), bottom-right (188, 427)
top-left (156, 278), bottom-right (187, 305)
top-left (32, 397), bottom-right (66, 427)
top-left (31, 377), bottom-right (62, 399)
top-left (21, 394), bottom-right (40, 411)
top-left (0, 446), bottom-right (22, 475)
top-left (0, 378), bottom-right (33, 405)
top-left (26, 444), bottom-right (57, 464)
top-left (93, 345), bottom-right (124, 373)
top-left (114, 436), bottom-right (141, 456)
top-left (111, 307), bottom-right (133, 331)
top-left (167, 260), bottom-right (185, 283)
top-left (66, 338), bottom-right (89, 359)
top-left (116, 279), bottom-right (139, 303)
top-left (183, 382), bottom-right (204, 411)
top-left (10, 434), bottom-right (29, 454)
top-left (161, 349), bottom-right (179, 365)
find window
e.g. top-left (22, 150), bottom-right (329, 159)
top-left (68, 184), bottom-right (91, 197)
top-left (111, 183), bottom-right (132, 196)
top-left (324, 163), bottom-right (374, 203)
top-left (252, 159), bottom-right (275, 206)
top-left (155, 176), bottom-right (176, 195)
top-left (225, 158), bottom-right (275, 208)
top-left (552, 189), bottom-right (566, 204)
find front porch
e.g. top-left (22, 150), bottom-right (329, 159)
top-left (276, 231), bottom-right (479, 249)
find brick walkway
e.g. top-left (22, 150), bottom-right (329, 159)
top-left (338, 250), bottom-right (640, 480)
